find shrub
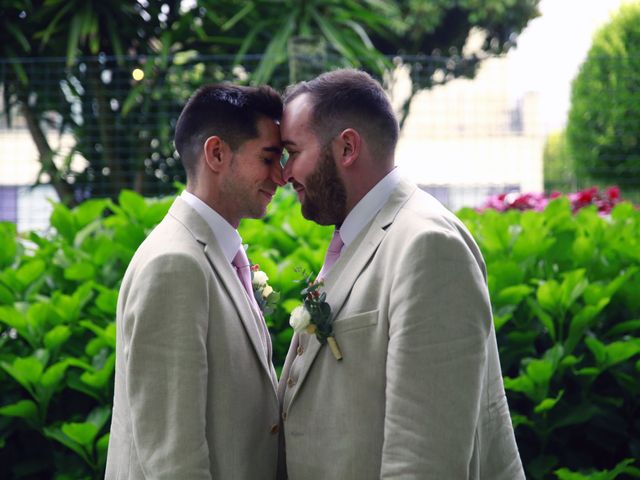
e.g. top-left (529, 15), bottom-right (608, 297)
top-left (1, 189), bottom-right (639, 478)
top-left (566, 3), bottom-right (640, 194)
top-left (459, 198), bottom-right (640, 479)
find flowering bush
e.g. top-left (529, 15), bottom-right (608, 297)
top-left (481, 187), bottom-right (624, 214)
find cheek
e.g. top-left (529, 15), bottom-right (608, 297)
top-left (294, 155), bottom-right (316, 180)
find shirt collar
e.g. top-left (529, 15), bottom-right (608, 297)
top-left (339, 168), bottom-right (401, 246)
top-left (180, 190), bottom-right (242, 263)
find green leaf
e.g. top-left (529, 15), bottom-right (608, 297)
top-left (95, 289), bottom-right (118, 316)
top-left (80, 353), bottom-right (115, 388)
top-left (118, 190), bottom-right (147, 221)
top-left (534, 390), bottom-right (564, 414)
top-left (64, 262), bottom-right (96, 281)
top-left (0, 282), bottom-right (15, 304)
top-left (50, 203), bottom-right (77, 243)
top-left (62, 422), bottom-right (99, 447)
top-left (1, 356), bottom-right (44, 396)
top-left (603, 339), bottom-right (640, 369)
top-left (16, 259), bottom-right (46, 290)
top-left (565, 298), bottom-right (610, 354)
top-left (527, 358), bottom-right (555, 385)
top-left (41, 361), bottom-right (70, 389)
top-left (559, 269), bottom-right (588, 311)
top-left (606, 319), bottom-right (640, 337)
top-left (585, 337), bottom-right (607, 366)
top-left (44, 325), bottom-right (72, 351)
top-left (0, 399), bottom-right (38, 421)
top-left (496, 285), bottom-right (533, 306)
top-left (44, 425), bottom-right (92, 466)
top-left (526, 297), bottom-right (556, 341)
top-left (0, 222), bottom-right (18, 269)
top-left (537, 280), bottom-right (562, 315)
top-left (503, 375), bottom-right (535, 398)
top-left (72, 199), bottom-right (108, 229)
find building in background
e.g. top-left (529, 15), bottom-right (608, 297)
top-left (396, 57), bottom-right (544, 211)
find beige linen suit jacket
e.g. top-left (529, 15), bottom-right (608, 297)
top-left (278, 179), bottom-right (524, 479)
top-left (106, 198), bottom-right (280, 479)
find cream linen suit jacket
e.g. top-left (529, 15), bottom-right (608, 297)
top-left (278, 179), bottom-right (525, 479)
top-left (106, 198), bottom-right (280, 479)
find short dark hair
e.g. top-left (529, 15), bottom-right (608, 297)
top-left (284, 69), bottom-right (399, 159)
top-left (174, 84), bottom-right (282, 180)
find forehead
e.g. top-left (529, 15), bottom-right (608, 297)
top-left (282, 94), bottom-right (315, 139)
top-left (255, 116), bottom-right (281, 142)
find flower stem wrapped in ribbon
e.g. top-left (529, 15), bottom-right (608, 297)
top-left (289, 274), bottom-right (342, 361)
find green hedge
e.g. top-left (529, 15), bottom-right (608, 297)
top-left (0, 188), bottom-right (639, 479)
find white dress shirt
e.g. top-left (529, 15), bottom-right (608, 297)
top-left (339, 168), bottom-right (401, 247)
top-left (180, 190), bottom-right (242, 263)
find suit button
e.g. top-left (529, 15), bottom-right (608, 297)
top-left (297, 345), bottom-right (304, 355)
top-left (287, 377), bottom-right (297, 387)
top-left (282, 411), bottom-right (287, 421)
top-left (270, 424), bottom-right (279, 434)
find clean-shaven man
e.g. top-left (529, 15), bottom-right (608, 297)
top-left (278, 69), bottom-right (525, 479)
top-left (106, 84), bottom-right (285, 479)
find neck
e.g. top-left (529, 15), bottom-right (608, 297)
top-left (343, 164), bottom-right (394, 215)
top-left (186, 184), bottom-right (240, 229)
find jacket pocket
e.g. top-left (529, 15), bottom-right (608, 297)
top-left (333, 309), bottom-right (379, 334)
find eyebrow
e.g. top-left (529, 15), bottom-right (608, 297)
top-left (263, 146), bottom-right (283, 154)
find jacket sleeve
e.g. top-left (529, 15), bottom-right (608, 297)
top-left (381, 229), bottom-right (492, 479)
top-left (123, 252), bottom-right (212, 479)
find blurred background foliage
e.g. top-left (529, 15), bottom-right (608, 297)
top-left (0, 0), bottom-right (540, 204)
top-left (566, 2), bottom-right (640, 196)
top-left (0, 188), bottom-right (639, 478)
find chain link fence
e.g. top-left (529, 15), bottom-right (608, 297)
top-left (1, 54), bottom-right (636, 230)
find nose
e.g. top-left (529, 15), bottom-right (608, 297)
top-left (282, 158), bottom-right (294, 184)
top-left (270, 161), bottom-right (286, 187)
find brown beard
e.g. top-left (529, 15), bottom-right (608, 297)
top-left (300, 145), bottom-right (347, 226)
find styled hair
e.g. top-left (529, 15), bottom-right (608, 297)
top-left (174, 84), bottom-right (282, 180)
top-left (283, 69), bottom-right (399, 158)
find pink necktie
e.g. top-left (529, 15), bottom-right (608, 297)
top-left (317, 230), bottom-right (344, 280)
top-left (232, 247), bottom-right (271, 359)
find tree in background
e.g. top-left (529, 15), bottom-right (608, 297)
top-left (1, 0), bottom-right (540, 203)
top-left (566, 2), bottom-right (640, 196)
top-left (543, 130), bottom-right (576, 193)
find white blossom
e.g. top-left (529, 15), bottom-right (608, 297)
top-left (289, 305), bottom-right (311, 333)
top-left (252, 270), bottom-right (269, 288)
top-left (261, 285), bottom-right (273, 298)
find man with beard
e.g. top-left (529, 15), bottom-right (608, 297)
top-left (106, 84), bottom-right (284, 479)
top-left (277, 69), bottom-right (525, 479)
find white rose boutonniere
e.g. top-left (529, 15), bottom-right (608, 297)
top-left (252, 270), bottom-right (269, 288)
top-left (250, 264), bottom-right (279, 316)
top-left (288, 272), bottom-right (342, 361)
top-left (289, 305), bottom-right (311, 333)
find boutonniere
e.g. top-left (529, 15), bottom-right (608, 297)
top-left (289, 273), bottom-right (342, 361)
top-left (251, 265), bottom-right (279, 316)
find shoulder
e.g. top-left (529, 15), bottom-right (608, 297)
top-left (385, 188), bottom-right (486, 272)
top-left (125, 214), bottom-right (209, 284)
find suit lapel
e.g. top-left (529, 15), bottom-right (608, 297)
top-left (287, 179), bottom-right (417, 402)
top-left (169, 198), bottom-right (277, 391)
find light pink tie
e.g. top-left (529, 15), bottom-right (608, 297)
top-left (317, 230), bottom-right (344, 280)
top-left (232, 247), bottom-right (271, 360)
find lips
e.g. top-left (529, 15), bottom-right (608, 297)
top-left (260, 189), bottom-right (275, 201)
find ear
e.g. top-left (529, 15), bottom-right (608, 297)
top-left (203, 136), bottom-right (230, 173)
top-left (334, 128), bottom-right (361, 168)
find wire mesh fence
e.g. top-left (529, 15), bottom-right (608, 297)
top-left (1, 54), bottom-right (637, 230)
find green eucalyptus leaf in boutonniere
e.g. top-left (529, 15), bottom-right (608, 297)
top-left (250, 264), bottom-right (280, 316)
top-left (289, 272), bottom-right (342, 361)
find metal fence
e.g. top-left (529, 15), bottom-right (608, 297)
top-left (1, 54), bottom-right (637, 230)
